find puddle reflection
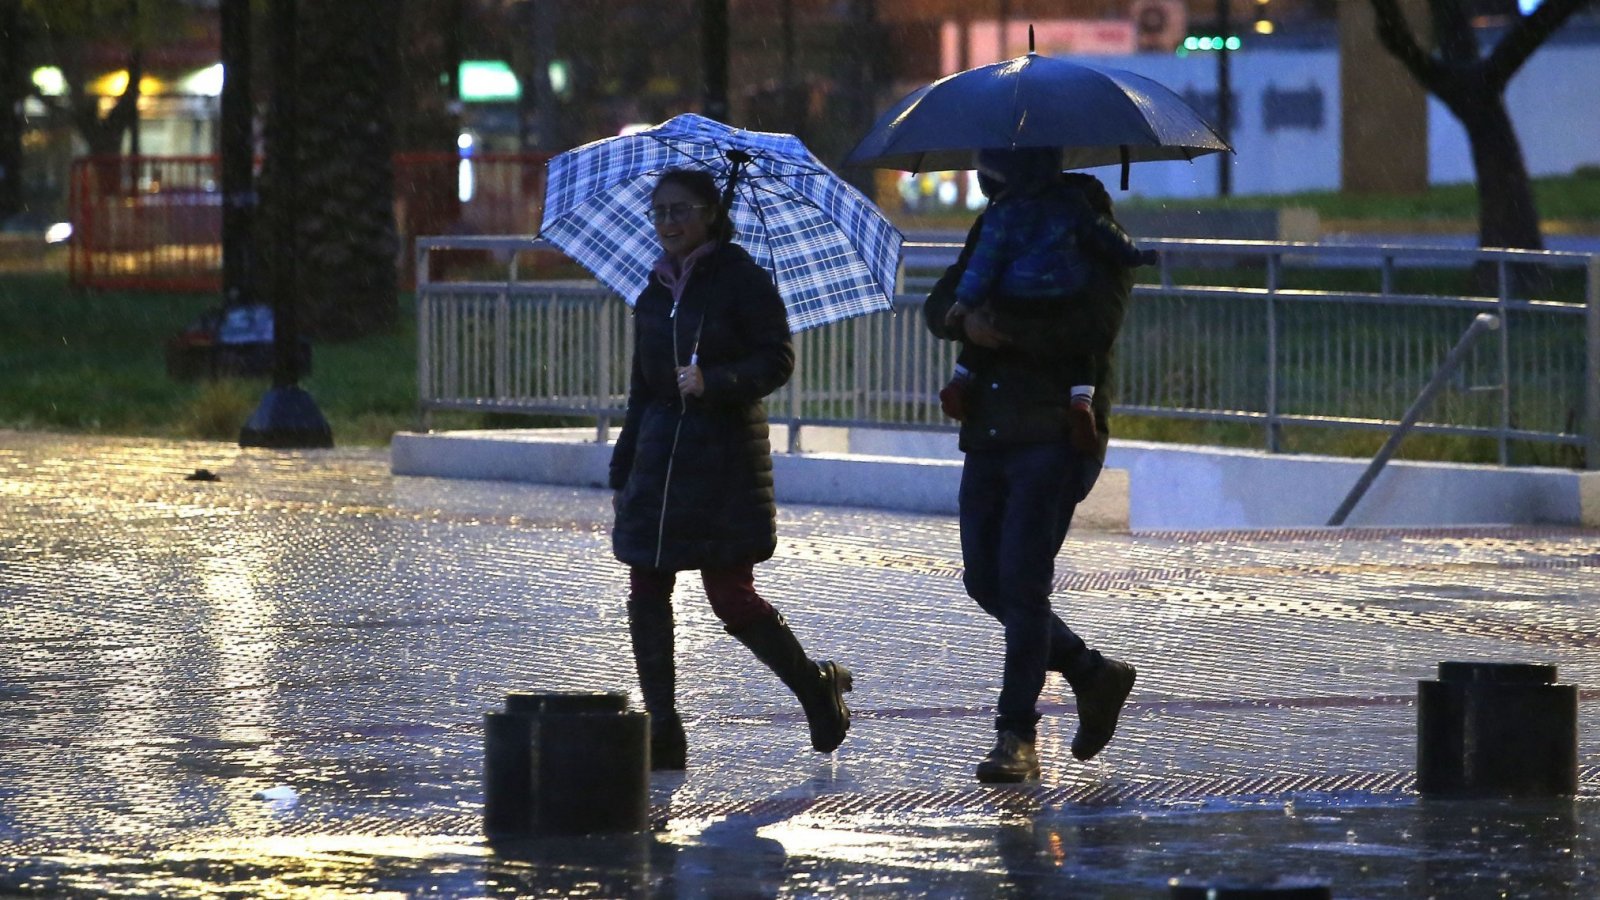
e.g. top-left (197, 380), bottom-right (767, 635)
top-left (0, 792), bottom-right (1596, 897)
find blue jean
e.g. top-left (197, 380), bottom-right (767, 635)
top-left (959, 441), bottom-right (1105, 739)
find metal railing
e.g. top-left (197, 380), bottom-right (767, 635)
top-left (417, 235), bottom-right (1600, 469)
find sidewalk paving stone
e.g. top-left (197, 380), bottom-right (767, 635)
top-left (1, 430), bottom-right (1596, 897)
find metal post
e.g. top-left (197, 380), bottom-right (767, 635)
top-left (1496, 259), bottom-right (1512, 465)
top-left (417, 243), bottom-right (432, 431)
top-left (789, 332), bottom-right (803, 454)
top-left (239, 0), bottom-right (333, 449)
top-left (495, 265), bottom-right (511, 403)
top-left (1265, 252), bottom-right (1281, 453)
top-left (219, 0), bottom-right (255, 309)
top-left (1327, 314), bottom-right (1500, 526)
top-left (268, 0), bottom-right (298, 394)
top-left (597, 285), bottom-right (613, 444)
top-left (1586, 255), bottom-right (1600, 470)
top-left (1216, 0), bottom-right (1232, 197)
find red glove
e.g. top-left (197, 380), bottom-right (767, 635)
top-left (939, 378), bottom-right (969, 422)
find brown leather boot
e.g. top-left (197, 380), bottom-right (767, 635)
top-left (976, 730), bottom-right (1040, 783)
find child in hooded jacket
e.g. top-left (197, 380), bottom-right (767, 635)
top-left (940, 148), bottom-right (1156, 451)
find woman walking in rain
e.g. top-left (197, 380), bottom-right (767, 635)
top-left (610, 168), bottom-right (853, 771)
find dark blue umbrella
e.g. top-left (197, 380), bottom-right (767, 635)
top-left (844, 45), bottom-right (1231, 188)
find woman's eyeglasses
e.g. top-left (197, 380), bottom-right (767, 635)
top-left (649, 202), bottom-right (709, 224)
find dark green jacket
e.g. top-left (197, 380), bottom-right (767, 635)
top-left (924, 216), bottom-right (1132, 462)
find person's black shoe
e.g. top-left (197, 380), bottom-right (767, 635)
top-left (975, 730), bottom-right (1040, 783)
top-left (650, 713), bottom-right (687, 771)
top-left (1071, 658), bottom-right (1136, 761)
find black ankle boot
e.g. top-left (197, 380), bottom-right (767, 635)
top-left (628, 597), bottom-right (685, 770)
top-left (1070, 658), bottom-right (1136, 761)
top-left (729, 611), bottom-right (853, 753)
top-left (650, 713), bottom-right (687, 771)
top-left (976, 730), bottom-right (1039, 783)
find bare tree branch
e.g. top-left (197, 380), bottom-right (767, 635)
top-left (1484, 0), bottom-right (1595, 90)
top-left (1429, 0), bottom-right (1480, 65)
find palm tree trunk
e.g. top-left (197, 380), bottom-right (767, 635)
top-left (296, 2), bottom-right (401, 340)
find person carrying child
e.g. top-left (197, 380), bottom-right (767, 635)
top-left (939, 147), bottom-right (1157, 452)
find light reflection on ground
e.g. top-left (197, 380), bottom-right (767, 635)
top-left (1, 432), bottom-right (1597, 896)
top-left (1, 794), bottom-right (1593, 897)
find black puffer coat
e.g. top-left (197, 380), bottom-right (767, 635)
top-left (609, 241), bottom-right (794, 572)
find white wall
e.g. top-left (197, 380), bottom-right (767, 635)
top-left (391, 427), bottom-right (1598, 531)
top-left (1074, 42), bottom-right (1600, 199)
top-left (1428, 43), bottom-right (1600, 183)
top-left (1105, 440), bottom-right (1590, 530)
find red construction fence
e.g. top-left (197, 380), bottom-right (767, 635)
top-left (68, 151), bottom-right (556, 293)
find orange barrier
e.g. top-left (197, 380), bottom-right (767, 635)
top-left (68, 151), bottom-right (556, 293)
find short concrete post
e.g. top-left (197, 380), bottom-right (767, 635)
top-left (1417, 661), bottom-right (1578, 797)
top-left (484, 691), bottom-right (649, 838)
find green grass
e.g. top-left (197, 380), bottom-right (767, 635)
top-left (1118, 166), bottom-right (1600, 224)
top-left (0, 274), bottom-right (502, 446)
top-left (896, 167), bottom-right (1600, 231)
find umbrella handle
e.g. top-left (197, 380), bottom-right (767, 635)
top-left (721, 149), bottom-right (753, 217)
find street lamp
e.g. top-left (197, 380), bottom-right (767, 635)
top-left (239, 0), bottom-right (332, 449)
top-left (1216, 0), bottom-right (1233, 196)
top-left (219, 0), bottom-right (254, 311)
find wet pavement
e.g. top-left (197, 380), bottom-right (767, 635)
top-left (1, 429), bottom-right (1597, 898)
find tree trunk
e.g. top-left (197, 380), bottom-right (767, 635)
top-left (0, 0), bottom-right (27, 220)
top-left (1451, 92), bottom-right (1542, 252)
top-left (1365, 0), bottom-right (1593, 257)
top-left (295, 2), bottom-right (400, 341)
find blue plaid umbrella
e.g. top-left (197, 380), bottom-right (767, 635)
top-left (539, 114), bottom-right (903, 333)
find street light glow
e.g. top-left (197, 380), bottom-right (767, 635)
top-left (181, 64), bottom-right (225, 97)
top-left (31, 67), bottom-right (65, 96)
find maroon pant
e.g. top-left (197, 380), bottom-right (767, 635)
top-left (628, 565), bottom-right (775, 632)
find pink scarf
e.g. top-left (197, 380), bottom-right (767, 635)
top-left (652, 241), bottom-right (717, 308)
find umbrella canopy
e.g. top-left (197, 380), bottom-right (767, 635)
top-left (539, 114), bottom-right (904, 333)
top-left (844, 51), bottom-right (1232, 179)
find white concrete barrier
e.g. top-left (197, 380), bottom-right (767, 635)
top-left (390, 427), bottom-right (1594, 531)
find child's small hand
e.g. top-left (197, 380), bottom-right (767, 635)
top-left (944, 302), bottom-right (973, 329)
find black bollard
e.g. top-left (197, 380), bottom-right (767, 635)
top-left (484, 709), bottom-right (538, 836)
top-left (1417, 661), bottom-right (1578, 797)
top-left (1170, 878), bottom-right (1332, 898)
top-left (505, 691), bottom-right (629, 715)
top-left (484, 691), bottom-right (649, 838)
